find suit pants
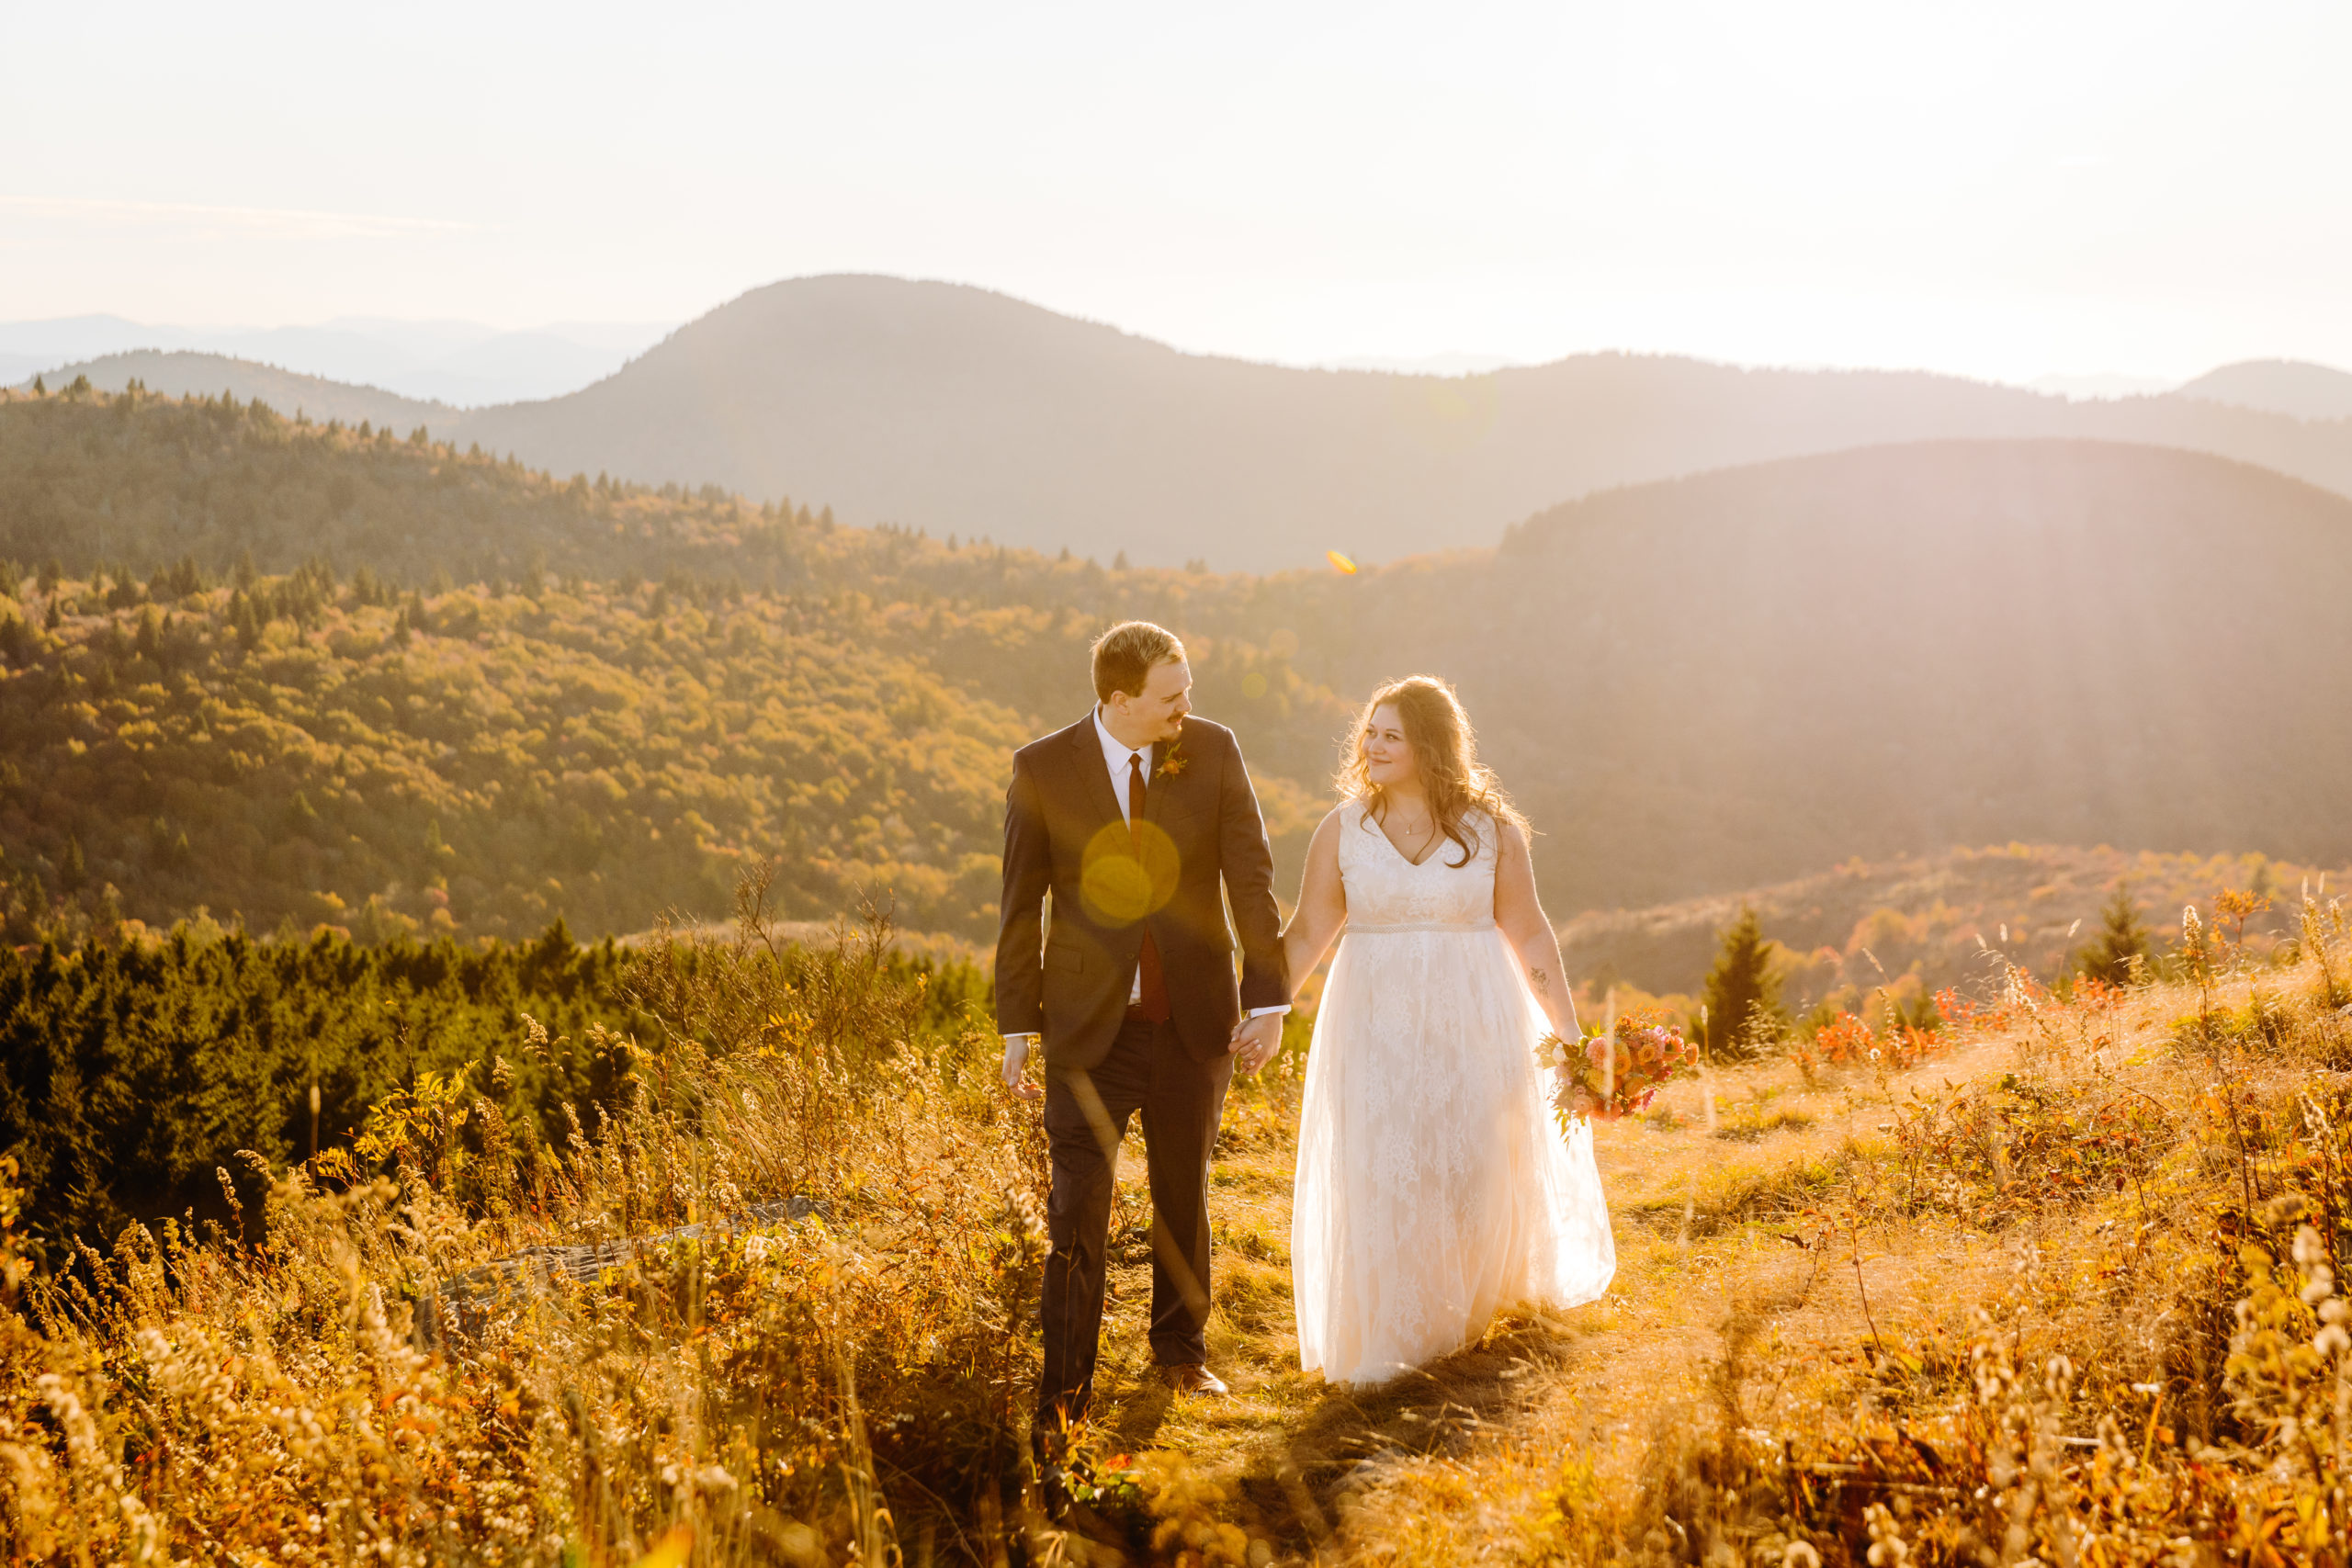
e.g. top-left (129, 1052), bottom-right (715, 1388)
top-left (1036, 1012), bottom-right (1232, 1430)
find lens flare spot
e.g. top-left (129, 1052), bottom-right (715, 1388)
top-left (1241, 671), bottom-right (1269, 699)
top-left (1327, 550), bottom-right (1357, 574)
top-left (1080, 820), bottom-right (1181, 926)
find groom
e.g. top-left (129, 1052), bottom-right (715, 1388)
top-left (997, 620), bottom-right (1289, 1440)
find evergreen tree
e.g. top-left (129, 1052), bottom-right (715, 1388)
top-left (2078, 886), bottom-right (2152, 987)
top-left (57, 835), bottom-right (86, 894)
top-left (228, 590), bottom-right (262, 650)
top-left (1702, 906), bottom-right (1785, 1062)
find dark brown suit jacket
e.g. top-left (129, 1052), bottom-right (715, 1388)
top-left (995, 714), bottom-right (1287, 1070)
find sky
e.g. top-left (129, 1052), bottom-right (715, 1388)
top-left (5, 0), bottom-right (2349, 384)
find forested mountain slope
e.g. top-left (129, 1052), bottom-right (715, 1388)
top-left (5, 386), bottom-right (2349, 945)
top-left (1265, 439), bottom-right (2352, 911)
top-left (444, 275), bottom-right (2352, 570)
top-left (0, 387), bottom-right (1342, 942)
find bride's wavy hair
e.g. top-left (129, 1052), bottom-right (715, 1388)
top-left (1337, 674), bottom-right (1526, 868)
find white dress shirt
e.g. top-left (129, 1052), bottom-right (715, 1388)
top-left (1002, 707), bottom-right (1289, 1045)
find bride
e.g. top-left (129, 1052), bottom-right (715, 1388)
top-left (1265, 675), bottom-right (1615, 1385)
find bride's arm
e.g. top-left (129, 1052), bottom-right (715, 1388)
top-left (1277, 808), bottom-right (1349, 998)
top-left (1495, 819), bottom-right (1579, 1039)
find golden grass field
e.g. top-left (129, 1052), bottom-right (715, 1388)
top-left (4, 885), bottom-right (2349, 1565)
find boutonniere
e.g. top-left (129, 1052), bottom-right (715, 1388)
top-left (1155, 739), bottom-right (1190, 781)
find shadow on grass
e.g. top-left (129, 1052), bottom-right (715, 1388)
top-left (1234, 1309), bottom-right (1589, 1551)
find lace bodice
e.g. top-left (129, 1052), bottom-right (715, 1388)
top-left (1336, 805), bottom-right (1498, 931)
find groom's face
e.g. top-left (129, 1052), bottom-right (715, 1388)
top-left (1110, 656), bottom-right (1193, 746)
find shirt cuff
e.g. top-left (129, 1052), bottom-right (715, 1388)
top-left (1002, 1032), bottom-right (1039, 1045)
top-left (1246, 1005), bottom-right (1291, 1019)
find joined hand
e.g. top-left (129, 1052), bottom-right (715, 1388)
top-left (1228, 1013), bottom-right (1283, 1076)
top-left (1001, 1034), bottom-right (1043, 1101)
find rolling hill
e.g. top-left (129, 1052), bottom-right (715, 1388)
top-left (23, 351), bottom-right (447, 431)
top-left (443, 275), bottom-right (2352, 570)
top-left (4, 384), bottom-right (2348, 951)
top-left (1, 315), bottom-right (672, 405)
top-left (1274, 438), bottom-right (2352, 913)
top-left (2175, 358), bottom-right (2352, 423)
top-left (31, 282), bottom-right (2352, 578)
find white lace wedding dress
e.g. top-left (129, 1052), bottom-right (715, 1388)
top-left (1291, 808), bottom-right (1616, 1386)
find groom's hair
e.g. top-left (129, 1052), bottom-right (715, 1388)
top-left (1091, 620), bottom-right (1184, 702)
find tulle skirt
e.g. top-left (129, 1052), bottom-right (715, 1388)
top-left (1291, 926), bottom-right (1616, 1386)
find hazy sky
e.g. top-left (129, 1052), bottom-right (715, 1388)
top-left (6, 1), bottom-right (2348, 381)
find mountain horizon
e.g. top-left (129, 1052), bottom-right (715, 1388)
top-left (391, 276), bottom-right (2352, 570)
top-left (0, 314), bottom-right (673, 406)
top-left (23, 276), bottom-right (2352, 573)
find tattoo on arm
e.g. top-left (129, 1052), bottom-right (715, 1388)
top-left (1530, 966), bottom-right (1550, 996)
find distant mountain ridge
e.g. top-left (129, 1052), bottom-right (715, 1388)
top-left (0, 314), bottom-right (671, 406)
top-left (2175, 359), bottom-right (2352, 423)
top-left (25, 279), bottom-right (2352, 573)
top-left (445, 276), bottom-right (2352, 570)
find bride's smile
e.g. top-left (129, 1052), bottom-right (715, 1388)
top-left (1359, 707), bottom-right (1418, 792)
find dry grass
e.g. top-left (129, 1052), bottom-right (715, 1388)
top-left (1320, 905), bottom-right (2352, 1566)
top-left (0, 875), bottom-right (1059, 1566)
top-left (6, 887), bottom-right (2350, 1565)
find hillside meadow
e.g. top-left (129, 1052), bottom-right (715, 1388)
top-left (4, 870), bottom-right (2347, 1562)
top-left (1559, 842), bottom-right (2347, 1026)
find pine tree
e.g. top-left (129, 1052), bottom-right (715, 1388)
top-left (1702, 906), bottom-right (1785, 1062)
top-left (57, 835), bottom-right (86, 894)
top-left (2078, 886), bottom-right (2152, 987)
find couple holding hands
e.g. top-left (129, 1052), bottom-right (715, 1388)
top-left (996, 621), bottom-right (1614, 1448)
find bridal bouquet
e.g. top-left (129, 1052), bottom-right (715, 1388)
top-left (1538, 1015), bottom-right (1698, 1129)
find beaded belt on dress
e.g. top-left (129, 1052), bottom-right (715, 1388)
top-left (1347, 919), bottom-right (1490, 934)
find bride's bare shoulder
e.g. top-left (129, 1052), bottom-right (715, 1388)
top-left (1317, 798), bottom-right (1374, 835)
top-left (1308, 801), bottom-right (1362, 854)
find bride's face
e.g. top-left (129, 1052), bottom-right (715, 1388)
top-left (1361, 704), bottom-right (1419, 792)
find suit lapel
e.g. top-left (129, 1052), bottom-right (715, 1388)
top-left (1068, 716), bottom-right (1125, 836)
top-left (1144, 726), bottom-right (1181, 821)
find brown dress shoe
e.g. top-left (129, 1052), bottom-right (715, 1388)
top-left (1158, 1363), bottom-right (1229, 1396)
